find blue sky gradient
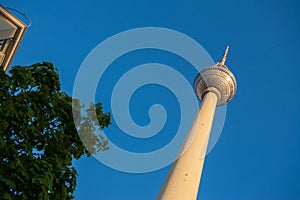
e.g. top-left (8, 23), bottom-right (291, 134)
top-left (2, 0), bottom-right (300, 199)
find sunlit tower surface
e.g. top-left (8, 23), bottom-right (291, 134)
top-left (157, 46), bottom-right (237, 200)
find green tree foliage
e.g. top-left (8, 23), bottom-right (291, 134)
top-left (0, 62), bottom-right (111, 199)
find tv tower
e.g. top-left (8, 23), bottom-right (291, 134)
top-left (157, 46), bottom-right (237, 200)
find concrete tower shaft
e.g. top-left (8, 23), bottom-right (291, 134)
top-left (157, 46), bottom-right (237, 200)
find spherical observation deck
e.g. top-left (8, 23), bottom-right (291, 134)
top-left (194, 47), bottom-right (237, 106)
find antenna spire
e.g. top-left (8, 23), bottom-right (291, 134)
top-left (220, 46), bottom-right (229, 65)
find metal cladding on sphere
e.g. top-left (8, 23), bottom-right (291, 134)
top-left (194, 46), bottom-right (237, 106)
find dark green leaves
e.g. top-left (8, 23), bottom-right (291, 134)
top-left (0, 62), bottom-right (111, 199)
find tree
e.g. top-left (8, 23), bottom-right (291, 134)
top-left (0, 62), bottom-right (111, 199)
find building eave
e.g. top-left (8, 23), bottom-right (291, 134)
top-left (0, 5), bottom-right (27, 72)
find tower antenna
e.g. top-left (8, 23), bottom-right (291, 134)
top-left (220, 45), bottom-right (229, 65)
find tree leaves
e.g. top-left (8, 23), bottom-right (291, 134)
top-left (0, 62), bottom-right (111, 199)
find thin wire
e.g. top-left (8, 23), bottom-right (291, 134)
top-left (5, 7), bottom-right (32, 27)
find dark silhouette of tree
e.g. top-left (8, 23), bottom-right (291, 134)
top-left (0, 62), bottom-right (111, 199)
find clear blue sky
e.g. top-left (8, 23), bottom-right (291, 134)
top-left (2, 0), bottom-right (300, 199)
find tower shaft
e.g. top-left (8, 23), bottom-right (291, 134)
top-left (157, 92), bottom-right (218, 200)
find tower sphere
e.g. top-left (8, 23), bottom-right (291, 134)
top-left (194, 47), bottom-right (237, 106)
